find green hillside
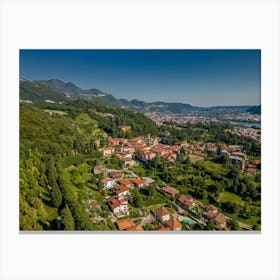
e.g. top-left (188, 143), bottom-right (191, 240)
top-left (20, 104), bottom-right (104, 230)
top-left (37, 79), bottom-right (121, 106)
top-left (20, 81), bottom-right (69, 102)
top-left (20, 94), bottom-right (158, 230)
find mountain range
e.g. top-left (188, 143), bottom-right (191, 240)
top-left (20, 78), bottom-right (261, 114)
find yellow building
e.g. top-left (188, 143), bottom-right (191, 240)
top-left (120, 126), bottom-right (132, 133)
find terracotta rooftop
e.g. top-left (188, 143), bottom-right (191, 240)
top-left (203, 211), bottom-right (217, 219)
top-left (206, 204), bottom-right (218, 212)
top-left (119, 179), bottom-right (132, 187)
top-left (247, 167), bottom-right (257, 174)
top-left (153, 225), bottom-right (171, 231)
top-left (116, 218), bottom-right (134, 230)
top-left (161, 186), bottom-right (180, 196)
top-left (132, 178), bottom-right (144, 185)
top-left (107, 197), bottom-right (121, 210)
top-left (214, 213), bottom-right (227, 225)
top-left (154, 206), bottom-right (170, 217)
top-left (165, 219), bottom-right (182, 230)
top-left (115, 186), bottom-right (130, 195)
top-left (109, 171), bottom-right (124, 179)
top-left (127, 224), bottom-right (144, 231)
top-left (178, 195), bottom-right (195, 207)
top-left (101, 177), bottom-right (114, 184)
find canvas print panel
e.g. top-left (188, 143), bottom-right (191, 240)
top-left (19, 50), bottom-right (261, 231)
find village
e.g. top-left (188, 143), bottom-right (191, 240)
top-left (84, 134), bottom-right (260, 231)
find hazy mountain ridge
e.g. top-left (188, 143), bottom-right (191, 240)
top-left (246, 105), bottom-right (261, 114)
top-left (20, 78), bottom-right (260, 114)
top-left (20, 80), bottom-right (69, 102)
top-left (36, 79), bottom-right (121, 106)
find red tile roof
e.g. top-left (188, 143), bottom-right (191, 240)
top-left (247, 167), bottom-right (257, 174)
top-left (101, 177), bottom-right (114, 184)
top-left (161, 186), bottom-right (180, 196)
top-left (116, 218), bottom-right (134, 230)
top-left (107, 197), bottom-right (121, 210)
top-left (206, 204), bottom-right (218, 212)
top-left (154, 206), bottom-right (170, 217)
top-left (132, 178), bottom-right (144, 185)
top-left (118, 197), bottom-right (128, 204)
top-left (178, 195), bottom-right (195, 208)
top-left (115, 186), bottom-right (130, 195)
top-left (127, 224), bottom-right (143, 231)
top-left (153, 225), bottom-right (171, 231)
top-left (109, 171), bottom-right (124, 179)
top-left (214, 213), bottom-right (227, 225)
top-left (165, 219), bottom-right (182, 230)
top-left (119, 179), bottom-right (132, 187)
top-left (247, 164), bottom-right (257, 169)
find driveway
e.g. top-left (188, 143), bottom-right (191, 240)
top-left (141, 213), bottom-right (155, 227)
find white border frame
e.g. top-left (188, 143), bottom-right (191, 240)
top-left (1, 1), bottom-right (280, 280)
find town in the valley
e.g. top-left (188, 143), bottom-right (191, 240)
top-left (84, 125), bottom-right (260, 231)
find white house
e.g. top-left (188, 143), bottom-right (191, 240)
top-left (101, 177), bottom-right (115, 189)
top-left (107, 196), bottom-right (129, 217)
top-left (115, 186), bottom-right (130, 198)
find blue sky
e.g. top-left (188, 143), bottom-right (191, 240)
top-left (20, 49), bottom-right (261, 106)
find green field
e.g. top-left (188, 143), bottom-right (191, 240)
top-left (218, 191), bottom-right (245, 206)
top-left (144, 198), bottom-right (167, 207)
top-left (189, 154), bottom-right (204, 163)
top-left (199, 161), bottom-right (228, 176)
top-left (148, 203), bottom-right (166, 212)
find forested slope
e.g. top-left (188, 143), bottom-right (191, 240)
top-left (20, 97), bottom-right (158, 230)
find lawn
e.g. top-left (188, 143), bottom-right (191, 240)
top-left (218, 191), bottom-right (245, 206)
top-left (199, 161), bottom-right (228, 176)
top-left (148, 203), bottom-right (166, 212)
top-left (144, 198), bottom-right (167, 207)
top-left (189, 154), bottom-right (204, 163)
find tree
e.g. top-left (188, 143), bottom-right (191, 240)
top-left (217, 145), bottom-right (221, 156)
top-left (46, 157), bottom-right (58, 187)
top-left (177, 147), bottom-right (185, 162)
top-left (227, 168), bottom-right (239, 180)
top-left (51, 181), bottom-right (62, 208)
top-left (220, 201), bottom-right (240, 214)
top-left (61, 205), bottom-right (75, 230)
top-left (253, 224), bottom-right (261, 230)
top-left (147, 185), bottom-right (157, 197)
top-left (227, 219), bottom-right (240, 230)
top-left (207, 220), bottom-right (215, 230)
top-left (177, 152), bottom-right (185, 162)
top-left (131, 189), bottom-right (144, 208)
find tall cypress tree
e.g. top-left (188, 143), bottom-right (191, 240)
top-left (47, 157), bottom-right (58, 187)
top-left (61, 205), bottom-right (75, 230)
top-left (47, 157), bottom-right (62, 208)
top-left (51, 182), bottom-right (62, 208)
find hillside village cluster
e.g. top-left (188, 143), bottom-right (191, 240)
top-left (85, 134), bottom-right (260, 231)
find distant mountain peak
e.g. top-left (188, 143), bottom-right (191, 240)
top-left (23, 78), bottom-right (257, 114)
